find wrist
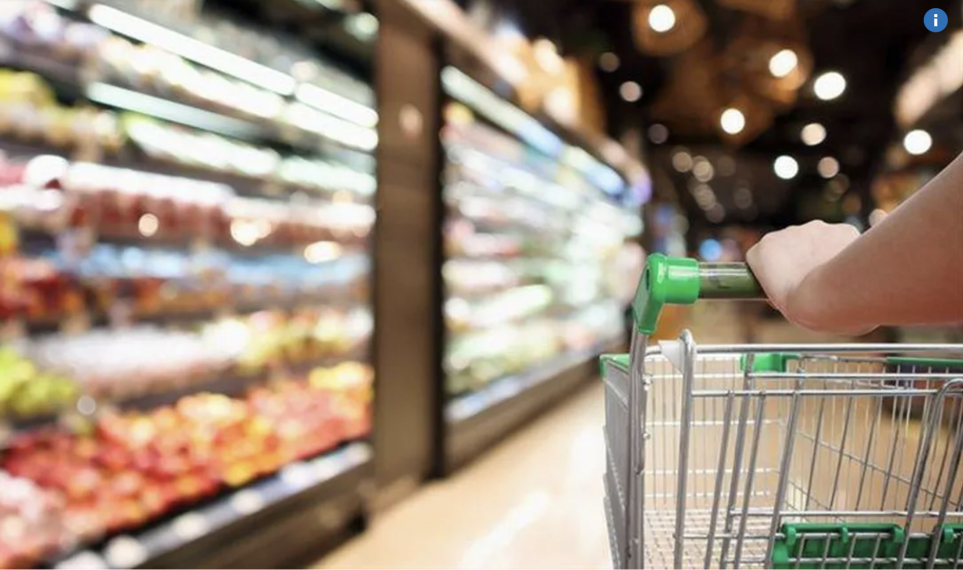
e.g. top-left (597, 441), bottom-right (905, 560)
top-left (788, 264), bottom-right (876, 335)
top-left (786, 266), bottom-right (830, 331)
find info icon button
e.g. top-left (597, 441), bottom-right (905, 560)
top-left (925, 8), bottom-right (948, 32)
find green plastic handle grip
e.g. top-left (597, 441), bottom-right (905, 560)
top-left (632, 254), bottom-right (764, 334)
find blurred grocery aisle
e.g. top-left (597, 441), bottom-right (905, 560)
top-left (1, 0), bottom-right (960, 567)
top-left (317, 384), bottom-right (610, 570)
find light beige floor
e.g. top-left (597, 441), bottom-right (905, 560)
top-left (315, 385), bottom-right (611, 569)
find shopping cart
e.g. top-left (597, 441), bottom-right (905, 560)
top-left (602, 254), bottom-right (963, 569)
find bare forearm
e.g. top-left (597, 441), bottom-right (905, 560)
top-left (793, 153), bottom-right (963, 331)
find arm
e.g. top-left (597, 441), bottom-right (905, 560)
top-left (747, 152), bottom-right (963, 334)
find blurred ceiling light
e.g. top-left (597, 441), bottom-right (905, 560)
top-left (648, 123), bottom-right (669, 144)
top-left (814, 71), bottom-right (846, 100)
top-left (719, 107), bottom-right (745, 134)
top-left (304, 241), bottom-right (344, 264)
top-left (88, 4), bottom-right (295, 95)
top-left (692, 158), bottom-right (714, 182)
top-left (734, 186), bottom-right (753, 209)
top-left (903, 129), bottom-right (932, 155)
top-left (648, 4), bottom-right (676, 33)
top-left (706, 203), bottom-right (725, 223)
top-left (599, 52), bottom-right (620, 72)
top-left (699, 238), bottom-right (723, 261)
top-left (137, 213), bottom-right (159, 237)
top-left (672, 150), bottom-right (693, 172)
top-left (774, 155), bottom-right (799, 180)
top-left (533, 38), bottom-right (565, 74)
top-left (620, 81), bottom-right (642, 102)
top-left (344, 12), bottom-right (378, 41)
top-left (768, 49), bottom-right (798, 78)
top-left (817, 156), bottom-right (840, 178)
top-left (693, 184), bottom-right (716, 209)
top-left (801, 122), bottom-right (826, 146)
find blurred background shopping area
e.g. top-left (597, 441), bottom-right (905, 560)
top-left (0, 0), bottom-right (960, 568)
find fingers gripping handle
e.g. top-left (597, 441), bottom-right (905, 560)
top-left (631, 254), bottom-right (764, 334)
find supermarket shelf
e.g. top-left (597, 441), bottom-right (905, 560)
top-left (16, 217), bottom-right (369, 256)
top-left (439, 337), bottom-right (622, 475)
top-left (0, 40), bottom-right (84, 95)
top-left (0, 135), bottom-right (373, 205)
top-left (3, 343), bottom-right (370, 437)
top-left (446, 212), bottom-right (570, 239)
top-left (87, 82), bottom-right (270, 142)
top-left (0, 42), bottom-right (369, 151)
top-left (444, 254), bottom-right (563, 266)
top-left (116, 344), bottom-right (370, 412)
top-left (0, 44), bottom-right (267, 142)
top-left (51, 442), bottom-right (373, 570)
top-left (446, 303), bottom-right (589, 344)
top-left (22, 289), bottom-right (368, 336)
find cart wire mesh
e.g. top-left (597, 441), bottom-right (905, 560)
top-left (602, 334), bottom-right (963, 569)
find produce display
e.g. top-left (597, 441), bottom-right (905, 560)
top-left (441, 93), bottom-right (638, 402)
top-left (0, 470), bottom-right (75, 569)
top-left (0, 347), bottom-right (78, 420)
top-left (0, 1), bottom-right (376, 568)
top-left (0, 362), bottom-right (372, 567)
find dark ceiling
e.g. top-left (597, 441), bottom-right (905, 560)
top-left (454, 0), bottom-right (962, 229)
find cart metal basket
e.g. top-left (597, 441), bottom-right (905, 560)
top-left (603, 254), bottom-right (963, 569)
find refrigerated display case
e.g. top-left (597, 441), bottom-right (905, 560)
top-left (0, 1), bottom-right (376, 568)
top-left (437, 66), bottom-right (642, 471)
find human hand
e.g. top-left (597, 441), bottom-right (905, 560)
top-left (746, 221), bottom-right (873, 335)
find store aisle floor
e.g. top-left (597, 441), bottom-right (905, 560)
top-left (315, 384), bottom-right (610, 569)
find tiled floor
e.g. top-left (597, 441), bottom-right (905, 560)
top-left (315, 384), bottom-right (612, 569)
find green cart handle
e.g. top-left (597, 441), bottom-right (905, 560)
top-left (632, 254), bottom-right (765, 335)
